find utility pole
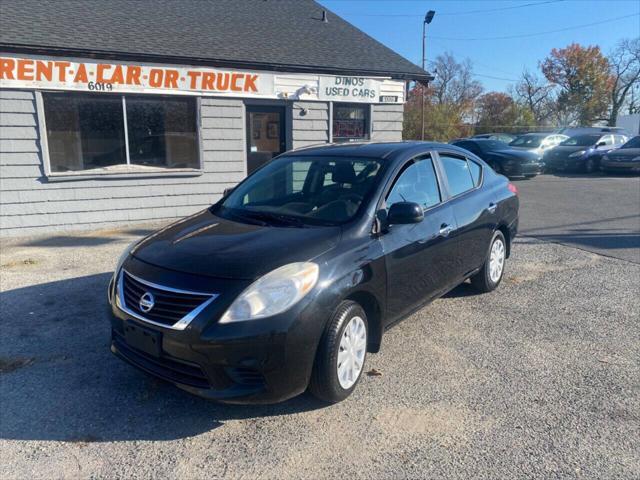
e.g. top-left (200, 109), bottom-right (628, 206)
top-left (421, 10), bottom-right (436, 141)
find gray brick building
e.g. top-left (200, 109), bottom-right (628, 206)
top-left (0, 0), bottom-right (431, 236)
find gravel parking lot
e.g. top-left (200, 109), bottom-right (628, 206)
top-left (1, 174), bottom-right (639, 479)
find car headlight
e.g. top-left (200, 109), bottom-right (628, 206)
top-left (569, 150), bottom-right (586, 158)
top-left (220, 262), bottom-right (319, 323)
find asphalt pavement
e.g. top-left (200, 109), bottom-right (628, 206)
top-left (1, 174), bottom-right (639, 479)
top-left (515, 173), bottom-right (640, 263)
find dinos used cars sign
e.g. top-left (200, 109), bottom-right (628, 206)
top-left (0, 54), bottom-right (274, 97)
top-left (318, 76), bottom-right (382, 103)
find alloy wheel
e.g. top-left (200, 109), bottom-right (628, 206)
top-left (489, 238), bottom-right (506, 283)
top-left (337, 316), bottom-right (367, 389)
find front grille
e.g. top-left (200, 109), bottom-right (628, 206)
top-left (112, 332), bottom-right (210, 389)
top-left (120, 270), bottom-right (212, 327)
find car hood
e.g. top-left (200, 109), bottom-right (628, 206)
top-left (606, 148), bottom-right (640, 160)
top-left (131, 209), bottom-right (341, 280)
top-left (545, 145), bottom-right (591, 159)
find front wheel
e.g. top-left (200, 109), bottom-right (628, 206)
top-left (470, 231), bottom-right (507, 293)
top-left (309, 301), bottom-right (368, 403)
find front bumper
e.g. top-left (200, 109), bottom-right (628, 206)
top-left (502, 161), bottom-right (543, 177)
top-left (108, 259), bottom-right (331, 404)
top-left (600, 160), bottom-right (640, 173)
top-left (545, 156), bottom-right (586, 171)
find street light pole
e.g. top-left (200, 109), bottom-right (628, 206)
top-left (421, 10), bottom-right (436, 141)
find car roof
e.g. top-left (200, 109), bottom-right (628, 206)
top-left (284, 141), bottom-right (464, 159)
top-left (519, 133), bottom-right (549, 138)
top-left (456, 138), bottom-right (500, 143)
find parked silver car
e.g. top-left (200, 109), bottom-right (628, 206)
top-left (508, 133), bottom-right (569, 157)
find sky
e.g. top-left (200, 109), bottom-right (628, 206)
top-left (317, 0), bottom-right (640, 92)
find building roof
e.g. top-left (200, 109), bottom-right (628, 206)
top-left (0, 0), bottom-right (431, 81)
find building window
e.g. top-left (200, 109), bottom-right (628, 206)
top-left (332, 103), bottom-right (369, 142)
top-left (41, 92), bottom-right (199, 174)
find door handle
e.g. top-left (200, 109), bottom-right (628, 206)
top-left (438, 224), bottom-right (454, 237)
top-left (487, 203), bottom-right (497, 214)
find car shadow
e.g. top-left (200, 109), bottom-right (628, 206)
top-left (19, 229), bottom-right (157, 248)
top-left (0, 273), bottom-right (328, 443)
top-left (442, 281), bottom-right (479, 298)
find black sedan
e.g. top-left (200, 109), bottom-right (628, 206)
top-left (108, 142), bottom-right (519, 404)
top-left (544, 133), bottom-right (629, 173)
top-left (451, 138), bottom-right (543, 178)
top-left (600, 136), bottom-right (640, 174)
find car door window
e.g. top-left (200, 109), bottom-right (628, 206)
top-left (439, 154), bottom-right (475, 197)
top-left (614, 135), bottom-right (627, 145)
top-left (386, 156), bottom-right (441, 210)
top-left (601, 135), bottom-right (614, 146)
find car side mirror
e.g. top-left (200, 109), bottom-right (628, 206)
top-left (596, 141), bottom-right (606, 147)
top-left (387, 202), bottom-right (424, 225)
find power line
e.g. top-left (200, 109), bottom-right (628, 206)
top-left (431, 12), bottom-right (640, 40)
top-left (472, 72), bottom-right (520, 82)
top-left (336, 0), bottom-right (566, 17)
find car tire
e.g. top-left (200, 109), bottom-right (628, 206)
top-left (470, 230), bottom-right (507, 293)
top-left (584, 157), bottom-right (597, 173)
top-left (308, 301), bottom-right (368, 404)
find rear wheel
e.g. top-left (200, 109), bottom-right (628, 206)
top-left (309, 301), bottom-right (368, 403)
top-left (470, 231), bottom-right (507, 293)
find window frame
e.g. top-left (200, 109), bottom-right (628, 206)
top-left (36, 91), bottom-right (204, 181)
top-left (331, 102), bottom-right (371, 143)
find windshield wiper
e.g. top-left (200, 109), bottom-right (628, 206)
top-left (239, 210), bottom-right (307, 227)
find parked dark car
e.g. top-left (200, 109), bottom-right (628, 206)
top-left (108, 142), bottom-right (519, 404)
top-left (544, 133), bottom-right (629, 173)
top-left (472, 133), bottom-right (518, 144)
top-left (451, 138), bottom-right (543, 178)
top-left (600, 135), bottom-right (640, 173)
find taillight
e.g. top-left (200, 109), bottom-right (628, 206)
top-left (507, 183), bottom-right (518, 195)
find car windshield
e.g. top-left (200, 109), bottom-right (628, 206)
top-left (621, 136), bottom-right (640, 149)
top-left (509, 135), bottom-right (543, 147)
top-left (478, 140), bottom-right (509, 152)
top-left (560, 134), bottom-right (601, 146)
top-left (213, 155), bottom-right (384, 226)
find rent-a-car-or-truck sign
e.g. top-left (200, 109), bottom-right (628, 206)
top-left (0, 54), bottom-right (404, 103)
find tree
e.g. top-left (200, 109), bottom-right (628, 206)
top-left (403, 52), bottom-right (482, 141)
top-left (541, 43), bottom-right (611, 125)
top-left (607, 38), bottom-right (640, 126)
top-left (514, 69), bottom-right (555, 124)
top-left (476, 92), bottom-right (535, 134)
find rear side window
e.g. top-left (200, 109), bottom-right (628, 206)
top-left (439, 154), bottom-right (475, 196)
top-left (468, 159), bottom-right (482, 186)
top-left (387, 156), bottom-right (441, 210)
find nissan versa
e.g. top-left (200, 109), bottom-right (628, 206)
top-left (108, 142), bottom-right (519, 404)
